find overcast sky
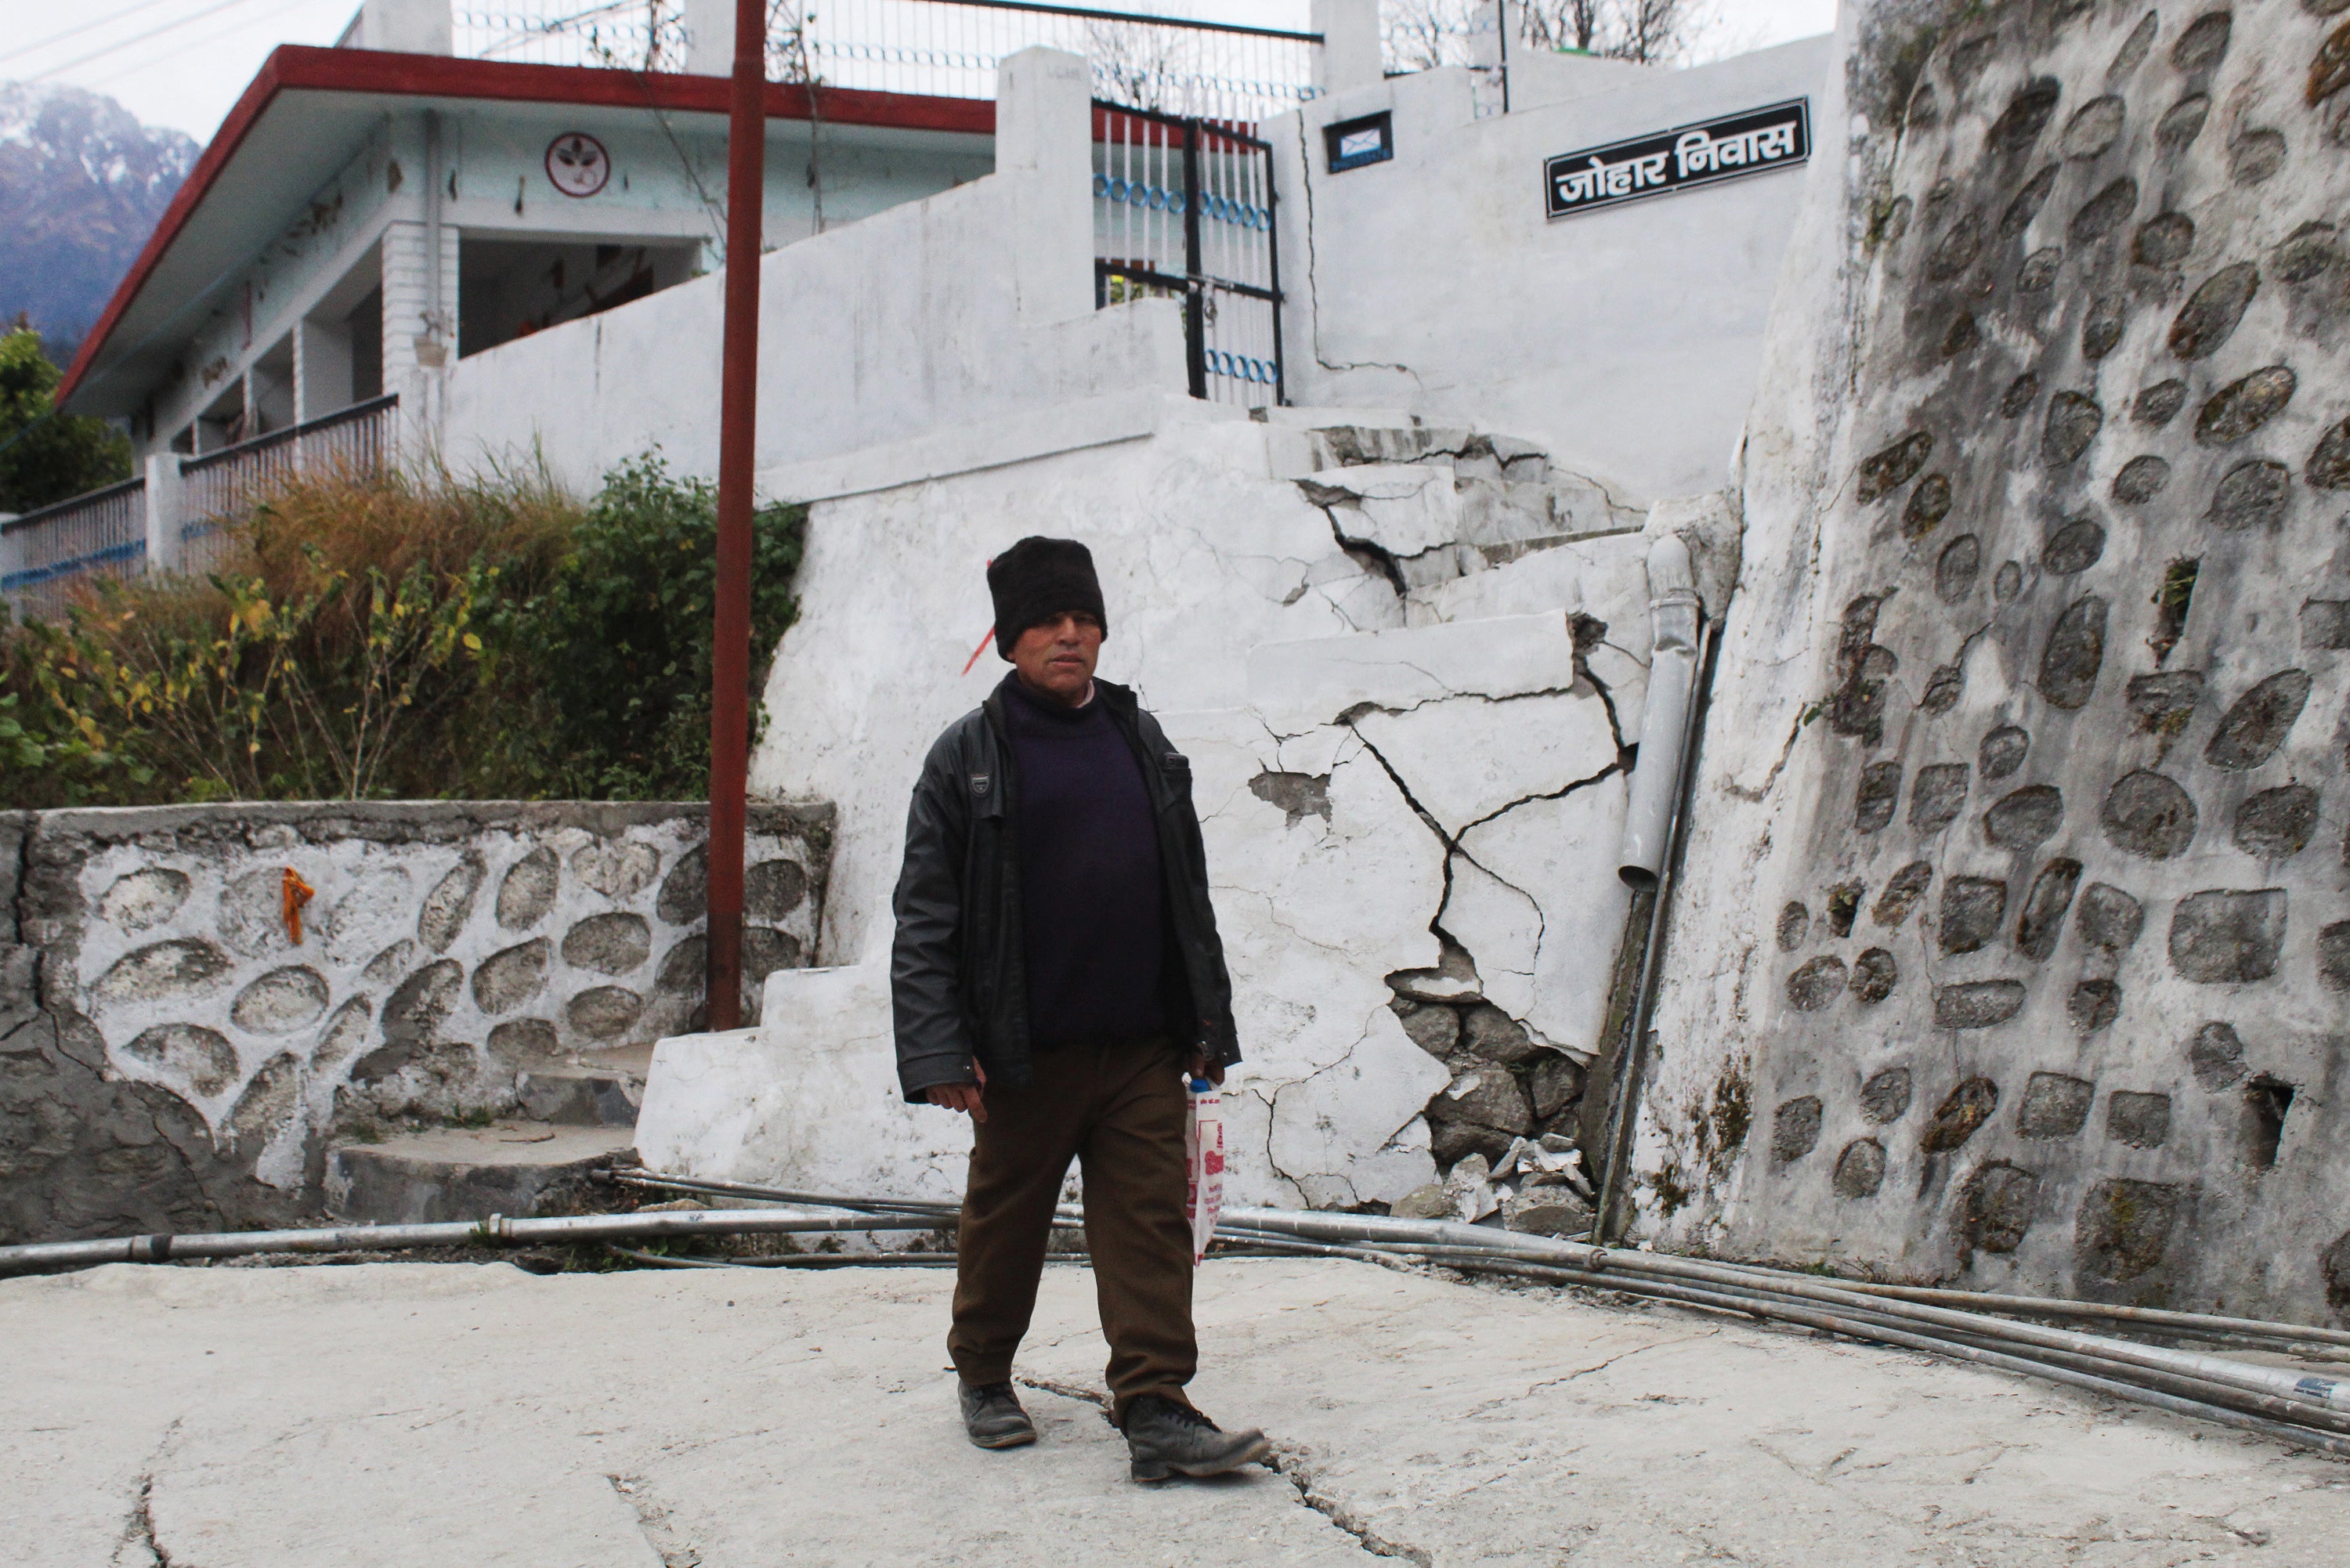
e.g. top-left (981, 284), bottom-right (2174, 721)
top-left (0, 0), bottom-right (1841, 146)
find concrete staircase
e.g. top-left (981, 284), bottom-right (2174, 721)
top-left (324, 1047), bottom-right (649, 1223)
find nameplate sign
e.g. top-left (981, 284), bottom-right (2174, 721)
top-left (1544, 98), bottom-right (1810, 219)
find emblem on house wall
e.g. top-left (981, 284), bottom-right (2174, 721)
top-left (545, 132), bottom-right (612, 198)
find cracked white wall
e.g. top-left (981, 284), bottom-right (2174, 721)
top-left (645, 401), bottom-right (1659, 1206)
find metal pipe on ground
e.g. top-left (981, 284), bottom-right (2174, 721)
top-left (0, 1210), bottom-right (945, 1275)
top-left (1389, 1245), bottom-right (2350, 1437)
top-left (1812, 1277), bottom-right (2350, 1353)
top-left (1217, 1209), bottom-right (2350, 1414)
top-left (606, 1248), bottom-right (1089, 1270)
top-left (11, 1184), bottom-right (2350, 1455)
top-left (604, 1170), bottom-right (966, 1217)
top-left (1426, 1256), bottom-right (2350, 1460)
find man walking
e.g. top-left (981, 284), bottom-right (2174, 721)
top-left (891, 536), bottom-right (1269, 1482)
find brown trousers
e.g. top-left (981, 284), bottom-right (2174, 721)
top-left (948, 1039), bottom-right (1196, 1420)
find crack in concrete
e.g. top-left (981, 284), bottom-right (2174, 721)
top-left (1722, 705), bottom-right (1815, 803)
top-left (1314, 500), bottom-right (1411, 600)
top-left (1013, 1374), bottom-right (1116, 1423)
top-left (110, 1419), bottom-right (183, 1568)
top-left (1289, 115), bottom-right (1423, 388)
top-left (607, 1473), bottom-right (700, 1568)
top-left (1267, 1445), bottom-right (1434, 1565)
top-left (1461, 1329), bottom-right (1720, 1416)
top-left (1333, 682), bottom-right (1589, 725)
top-left (113, 1476), bottom-right (168, 1568)
top-left (1452, 761), bottom-right (1621, 840)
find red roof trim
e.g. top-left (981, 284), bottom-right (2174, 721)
top-left (60, 45), bottom-right (996, 403)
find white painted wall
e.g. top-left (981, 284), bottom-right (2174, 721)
top-left (1268, 37), bottom-right (1835, 506)
top-left (634, 396), bottom-right (1678, 1209)
top-left (436, 49), bottom-right (1184, 494)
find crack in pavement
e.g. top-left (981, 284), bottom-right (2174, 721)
top-left (1015, 1374), bottom-right (1113, 1415)
top-left (112, 1476), bottom-right (167, 1568)
top-left (1461, 1330), bottom-right (1721, 1416)
top-left (110, 1418), bottom-right (183, 1568)
top-left (608, 1473), bottom-right (700, 1568)
top-left (1267, 1445), bottom-right (1434, 1565)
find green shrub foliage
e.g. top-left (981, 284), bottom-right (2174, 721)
top-left (0, 452), bottom-right (804, 806)
top-left (479, 453), bottom-right (804, 799)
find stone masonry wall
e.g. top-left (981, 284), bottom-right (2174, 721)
top-left (0, 800), bottom-right (830, 1242)
top-left (1641, 0), bottom-right (2350, 1321)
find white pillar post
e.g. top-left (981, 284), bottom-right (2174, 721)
top-left (381, 218), bottom-right (455, 461)
top-left (997, 48), bottom-right (1094, 327)
top-left (683, 0), bottom-right (737, 76)
top-left (143, 453), bottom-right (182, 573)
top-left (358, 0), bottom-right (454, 54)
top-left (1311, 0), bottom-right (1383, 96)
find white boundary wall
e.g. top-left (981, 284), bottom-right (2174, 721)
top-left (1268, 38), bottom-right (1835, 506)
top-left (438, 49), bottom-right (1186, 493)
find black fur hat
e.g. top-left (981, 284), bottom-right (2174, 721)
top-left (987, 537), bottom-right (1107, 659)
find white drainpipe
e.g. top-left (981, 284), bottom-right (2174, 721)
top-left (1616, 533), bottom-right (1702, 887)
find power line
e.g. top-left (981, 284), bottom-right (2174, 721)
top-left (83, 0), bottom-right (324, 89)
top-left (0, 0), bottom-right (187, 70)
top-left (22, 0), bottom-right (267, 85)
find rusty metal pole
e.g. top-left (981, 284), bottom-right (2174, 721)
top-left (706, 0), bottom-right (765, 1032)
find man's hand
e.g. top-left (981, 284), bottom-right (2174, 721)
top-left (926, 1059), bottom-right (989, 1122)
top-left (1188, 1053), bottom-right (1224, 1087)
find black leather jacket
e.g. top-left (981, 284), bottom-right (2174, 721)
top-left (890, 676), bottom-right (1239, 1102)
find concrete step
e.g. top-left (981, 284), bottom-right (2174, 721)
top-left (324, 1123), bottom-right (634, 1225)
top-left (514, 1047), bottom-right (650, 1128)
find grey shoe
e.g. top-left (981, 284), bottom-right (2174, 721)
top-left (959, 1381), bottom-right (1037, 1450)
top-left (1120, 1394), bottom-right (1271, 1482)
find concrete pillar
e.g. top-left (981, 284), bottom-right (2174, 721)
top-left (1466, 0), bottom-right (1506, 71)
top-left (381, 218), bottom-right (457, 453)
top-left (295, 316), bottom-right (354, 421)
top-left (996, 49), bottom-right (1094, 327)
top-left (358, 0), bottom-right (453, 54)
top-left (143, 453), bottom-right (183, 573)
top-left (683, 0), bottom-right (736, 76)
top-left (1311, 0), bottom-right (1383, 96)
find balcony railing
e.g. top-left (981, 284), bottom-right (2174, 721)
top-left (452, 0), bottom-right (1321, 124)
top-left (1, 478), bottom-right (147, 625)
top-left (0, 396), bottom-right (399, 622)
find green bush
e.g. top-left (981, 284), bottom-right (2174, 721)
top-left (471, 453), bottom-right (805, 800)
top-left (0, 452), bottom-right (805, 807)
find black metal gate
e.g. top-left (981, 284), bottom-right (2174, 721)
top-left (1092, 100), bottom-right (1283, 407)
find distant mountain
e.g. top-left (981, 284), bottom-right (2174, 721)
top-left (0, 82), bottom-right (198, 366)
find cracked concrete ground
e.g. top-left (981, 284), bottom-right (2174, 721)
top-left (5, 1257), bottom-right (2348, 1566)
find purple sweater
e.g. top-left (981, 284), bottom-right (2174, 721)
top-left (1000, 675), bottom-right (1166, 1050)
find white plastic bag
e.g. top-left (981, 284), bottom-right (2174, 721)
top-left (1184, 1076), bottom-right (1224, 1266)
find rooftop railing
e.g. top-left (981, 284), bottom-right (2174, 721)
top-left (451, 0), bottom-right (1321, 124)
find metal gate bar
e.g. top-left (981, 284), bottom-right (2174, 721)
top-left (1092, 99), bottom-right (1282, 407)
